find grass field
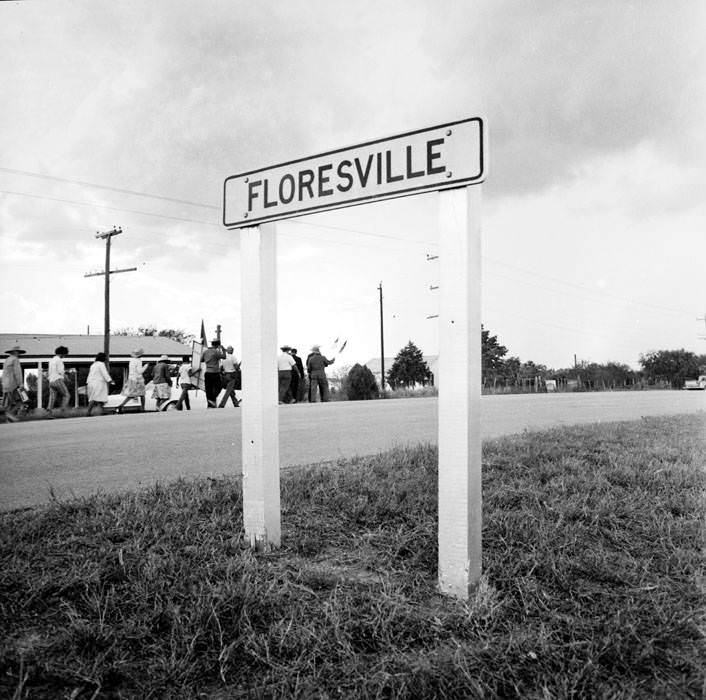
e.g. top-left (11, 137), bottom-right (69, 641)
top-left (1, 414), bottom-right (703, 698)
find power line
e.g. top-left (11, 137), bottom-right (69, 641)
top-left (483, 268), bottom-right (690, 319)
top-left (482, 305), bottom-right (645, 351)
top-left (288, 219), bottom-right (434, 246)
top-left (0, 166), bottom-right (220, 210)
top-left (0, 176), bottom-right (696, 319)
top-left (483, 256), bottom-right (692, 317)
top-left (0, 167), bottom-right (434, 245)
top-left (0, 189), bottom-right (219, 226)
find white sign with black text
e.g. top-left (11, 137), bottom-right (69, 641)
top-left (223, 117), bottom-right (484, 228)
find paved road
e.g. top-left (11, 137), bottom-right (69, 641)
top-left (1, 391), bottom-right (703, 511)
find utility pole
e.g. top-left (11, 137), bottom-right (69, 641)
top-left (216, 324), bottom-right (222, 344)
top-left (84, 227), bottom-right (137, 364)
top-left (378, 282), bottom-right (385, 392)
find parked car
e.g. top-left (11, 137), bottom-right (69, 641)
top-left (102, 382), bottom-right (178, 412)
top-left (684, 375), bottom-right (706, 390)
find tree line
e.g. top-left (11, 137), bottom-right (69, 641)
top-left (116, 326), bottom-right (706, 397)
top-left (480, 327), bottom-right (706, 390)
top-left (355, 330), bottom-right (706, 396)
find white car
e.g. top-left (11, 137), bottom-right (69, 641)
top-left (684, 375), bottom-right (706, 390)
top-left (103, 382), bottom-right (178, 412)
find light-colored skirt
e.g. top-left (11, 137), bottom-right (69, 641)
top-left (122, 376), bottom-right (146, 397)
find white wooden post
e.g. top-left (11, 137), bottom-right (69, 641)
top-left (437, 185), bottom-right (482, 599)
top-left (240, 223), bottom-right (281, 550)
top-left (37, 361), bottom-right (43, 409)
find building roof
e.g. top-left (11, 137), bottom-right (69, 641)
top-left (0, 334), bottom-right (190, 363)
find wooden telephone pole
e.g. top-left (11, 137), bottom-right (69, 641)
top-left (378, 282), bottom-right (385, 391)
top-left (84, 227), bottom-right (137, 364)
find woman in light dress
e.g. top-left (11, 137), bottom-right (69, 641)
top-left (122, 347), bottom-right (148, 410)
top-left (86, 352), bottom-right (113, 416)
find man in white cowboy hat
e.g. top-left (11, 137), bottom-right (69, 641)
top-left (2, 344), bottom-right (26, 419)
top-left (306, 344), bottom-right (335, 403)
top-left (151, 354), bottom-right (173, 409)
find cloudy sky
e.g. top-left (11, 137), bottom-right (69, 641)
top-left (2, 0), bottom-right (704, 371)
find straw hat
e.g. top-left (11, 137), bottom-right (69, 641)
top-left (4, 344), bottom-right (26, 355)
top-left (158, 354), bottom-right (169, 361)
top-left (131, 348), bottom-right (144, 357)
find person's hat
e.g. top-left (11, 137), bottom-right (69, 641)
top-left (226, 345), bottom-right (233, 352)
top-left (280, 345), bottom-right (291, 351)
top-left (131, 348), bottom-right (144, 357)
top-left (291, 348), bottom-right (298, 353)
top-left (55, 345), bottom-right (69, 355)
top-left (4, 344), bottom-right (26, 355)
top-left (158, 354), bottom-right (169, 361)
top-left (311, 345), bottom-right (320, 352)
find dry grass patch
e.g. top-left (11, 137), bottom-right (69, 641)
top-left (1, 414), bottom-right (704, 698)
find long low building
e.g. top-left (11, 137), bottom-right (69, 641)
top-left (1, 333), bottom-right (191, 408)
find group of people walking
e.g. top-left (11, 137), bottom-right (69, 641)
top-left (1, 344), bottom-right (114, 419)
top-left (278, 344), bottom-right (335, 404)
top-left (2, 337), bottom-right (337, 421)
top-left (177, 340), bottom-right (241, 410)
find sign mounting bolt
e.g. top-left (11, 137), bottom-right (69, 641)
top-left (446, 129), bottom-right (452, 136)
top-left (245, 177), bottom-right (249, 183)
top-left (243, 212), bottom-right (248, 218)
top-left (446, 171), bottom-right (453, 178)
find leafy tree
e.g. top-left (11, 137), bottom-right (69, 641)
top-left (482, 326), bottom-right (508, 385)
top-left (113, 326), bottom-right (194, 345)
top-left (583, 362), bottom-right (636, 388)
top-left (345, 364), bottom-right (379, 400)
top-left (498, 355), bottom-right (521, 386)
top-left (639, 349), bottom-right (703, 388)
top-left (386, 341), bottom-right (431, 390)
top-left (519, 360), bottom-right (548, 379)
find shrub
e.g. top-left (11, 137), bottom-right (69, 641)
top-left (345, 363), bottom-right (379, 400)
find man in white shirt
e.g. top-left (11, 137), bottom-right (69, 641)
top-left (47, 345), bottom-right (70, 410)
top-left (277, 345), bottom-right (295, 404)
top-left (218, 345), bottom-right (241, 408)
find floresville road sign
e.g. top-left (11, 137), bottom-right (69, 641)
top-left (223, 117), bottom-right (484, 228)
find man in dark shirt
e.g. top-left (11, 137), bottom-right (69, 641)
top-left (306, 345), bottom-right (335, 402)
top-left (201, 339), bottom-right (225, 408)
top-left (289, 348), bottom-right (305, 403)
